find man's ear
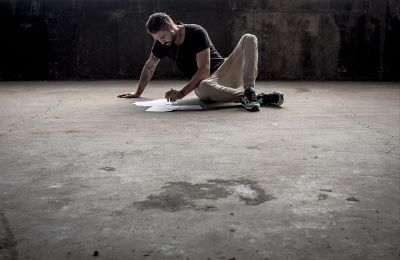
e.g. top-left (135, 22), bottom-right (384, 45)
top-left (166, 23), bottom-right (175, 32)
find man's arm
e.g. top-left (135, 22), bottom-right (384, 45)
top-left (165, 48), bottom-right (210, 102)
top-left (118, 53), bottom-right (160, 98)
top-left (136, 53), bottom-right (160, 96)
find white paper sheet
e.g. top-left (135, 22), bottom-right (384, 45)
top-left (146, 105), bottom-right (180, 112)
top-left (134, 99), bottom-right (204, 112)
top-left (134, 99), bottom-right (172, 107)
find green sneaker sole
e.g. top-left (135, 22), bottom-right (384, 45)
top-left (241, 101), bottom-right (260, 112)
top-left (273, 91), bottom-right (284, 106)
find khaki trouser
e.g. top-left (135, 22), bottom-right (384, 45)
top-left (195, 34), bottom-right (258, 103)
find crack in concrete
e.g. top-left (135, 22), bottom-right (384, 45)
top-left (1, 114), bottom-right (40, 136)
top-left (345, 106), bottom-right (399, 156)
top-left (383, 135), bottom-right (399, 155)
top-left (1, 99), bottom-right (64, 136)
top-left (345, 106), bottom-right (371, 130)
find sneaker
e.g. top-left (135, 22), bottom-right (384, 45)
top-left (257, 91), bottom-right (284, 106)
top-left (240, 87), bottom-right (260, 112)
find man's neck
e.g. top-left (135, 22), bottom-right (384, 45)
top-left (174, 25), bottom-right (185, 45)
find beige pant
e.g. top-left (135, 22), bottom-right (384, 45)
top-left (195, 34), bottom-right (258, 103)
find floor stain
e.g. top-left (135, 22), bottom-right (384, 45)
top-left (0, 211), bottom-right (18, 260)
top-left (318, 193), bottom-right (328, 200)
top-left (246, 145), bottom-right (264, 150)
top-left (135, 179), bottom-right (276, 212)
top-left (195, 204), bottom-right (218, 211)
top-left (65, 130), bottom-right (81, 133)
top-left (245, 142), bottom-right (271, 151)
top-left (346, 197), bottom-right (360, 202)
top-left (100, 167), bottom-right (116, 172)
top-left (210, 179), bottom-right (276, 205)
top-left (143, 249), bottom-right (154, 257)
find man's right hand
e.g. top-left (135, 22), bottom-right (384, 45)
top-left (117, 92), bottom-right (140, 99)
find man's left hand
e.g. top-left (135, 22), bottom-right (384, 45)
top-left (165, 89), bottom-right (184, 102)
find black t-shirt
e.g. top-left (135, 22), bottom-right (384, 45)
top-left (151, 23), bottom-right (224, 79)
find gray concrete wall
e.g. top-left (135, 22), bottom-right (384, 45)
top-left (0, 0), bottom-right (399, 80)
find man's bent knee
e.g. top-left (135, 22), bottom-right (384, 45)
top-left (195, 80), bottom-right (213, 101)
top-left (241, 34), bottom-right (257, 44)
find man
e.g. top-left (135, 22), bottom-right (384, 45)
top-left (118, 12), bottom-right (284, 112)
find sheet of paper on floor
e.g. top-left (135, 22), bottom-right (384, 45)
top-left (133, 99), bottom-right (203, 112)
top-left (146, 104), bottom-right (180, 112)
top-left (134, 99), bottom-right (171, 107)
top-left (146, 104), bottom-right (203, 112)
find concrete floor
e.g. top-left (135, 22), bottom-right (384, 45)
top-left (0, 80), bottom-right (399, 260)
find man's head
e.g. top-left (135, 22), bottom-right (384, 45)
top-left (146, 12), bottom-right (178, 46)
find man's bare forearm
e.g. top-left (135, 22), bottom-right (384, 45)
top-left (136, 61), bottom-right (157, 96)
top-left (180, 67), bottom-right (209, 96)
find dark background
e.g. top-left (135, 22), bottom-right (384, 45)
top-left (0, 0), bottom-right (399, 80)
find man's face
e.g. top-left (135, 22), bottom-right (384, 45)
top-left (152, 28), bottom-right (176, 46)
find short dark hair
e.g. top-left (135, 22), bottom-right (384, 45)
top-left (146, 12), bottom-right (174, 34)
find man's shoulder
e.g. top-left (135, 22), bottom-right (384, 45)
top-left (184, 24), bottom-right (207, 33)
